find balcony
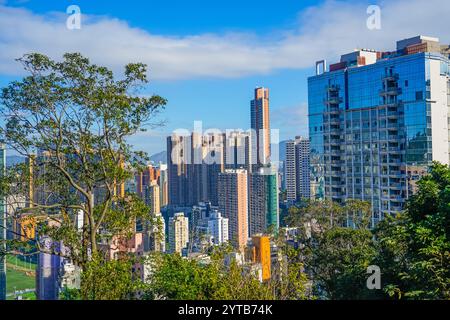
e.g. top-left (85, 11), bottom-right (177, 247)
top-left (389, 182), bottom-right (404, 190)
top-left (380, 87), bottom-right (402, 96)
top-left (328, 138), bottom-right (341, 145)
top-left (324, 97), bottom-right (343, 105)
top-left (330, 159), bottom-right (343, 165)
top-left (328, 149), bottom-right (342, 156)
top-left (379, 135), bottom-right (404, 142)
top-left (380, 194), bottom-right (404, 201)
top-left (324, 171), bottom-right (345, 178)
top-left (388, 134), bottom-right (401, 141)
top-left (327, 118), bottom-right (340, 124)
top-left (330, 191), bottom-right (344, 198)
top-left (382, 73), bottom-right (399, 81)
top-left (387, 110), bottom-right (404, 119)
top-left (328, 127), bottom-right (341, 134)
top-left (327, 85), bottom-right (340, 92)
top-left (386, 122), bottom-right (400, 129)
top-left (389, 170), bottom-right (403, 177)
top-left (388, 147), bottom-right (405, 153)
top-left (388, 159), bottom-right (404, 165)
top-left (378, 102), bottom-right (399, 109)
top-left (324, 106), bottom-right (340, 114)
top-left (330, 181), bottom-right (345, 188)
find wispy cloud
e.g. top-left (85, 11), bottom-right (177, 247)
top-left (0, 0), bottom-right (449, 80)
top-left (272, 103), bottom-right (309, 139)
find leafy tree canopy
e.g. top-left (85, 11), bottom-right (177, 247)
top-left (374, 162), bottom-right (450, 299)
top-left (0, 52), bottom-right (166, 299)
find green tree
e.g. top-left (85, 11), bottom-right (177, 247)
top-left (272, 246), bottom-right (309, 300)
top-left (0, 52), bottom-right (166, 299)
top-left (270, 230), bottom-right (309, 300)
top-left (60, 286), bottom-right (82, 300)
top-left (81, 254), bottom-right (142, 300)
top-left (144, 253), bottom-right (219, 300)
top-left (308, 227), bottom-right (376, 299)
top-left (287, 199), bottom-right (377, 299)
top-left (374, 162), bottom-right (450, 299)
top-left (213, 259), bottom-right (274, 300)
top-left (144, 251), bottom-right (274, 300)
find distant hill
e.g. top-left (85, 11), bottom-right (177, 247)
top-left (150, 151), bottom-right (167, 164)
top-left (6, 155), bottom-right (26, 167)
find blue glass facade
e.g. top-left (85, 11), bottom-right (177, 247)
top-left (308, 52), bottom-right (450, 224)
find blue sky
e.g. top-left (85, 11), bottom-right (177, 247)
top-left (1, 0), bottom-right (449, 155)
top-left (7, 0), bottom-right (319, 34)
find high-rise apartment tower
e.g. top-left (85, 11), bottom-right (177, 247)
top-left (308, 36), bottom-right (450, 224)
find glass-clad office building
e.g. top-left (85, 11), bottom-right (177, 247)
top-left (308, 36), bottom-right (450, 224)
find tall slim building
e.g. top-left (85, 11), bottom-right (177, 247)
top-left (0, 145), bottom-right (6, 300)
top-left (308, 36), bottom-right (450, 224)
top-left (145, 181), bottom-right (160, 215)
top-left (249, 167), bottom-right (279, 236)
top-left (218, 169), bottom-right (248, 251)
top-left (207, 210), bottom-right (229, 245)
top-left (159, 163), bottom-right (168, 207)
top-left (251, 87), bottom-right (271, 166)
top-left (168, 212), bottom-right (189, 254)
top-left (146, 212), bottom-right (166, 253)
top-left (284, 136), bottom-right (311, 203)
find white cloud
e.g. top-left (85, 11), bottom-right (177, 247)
top-left (272, 103), bottom-right (309, 139)
top-left (0, 0), bottom-right (449, 80)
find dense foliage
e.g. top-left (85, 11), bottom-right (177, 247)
top-left (143, 246), bottom-right (308, 300)
top-left (144, 252), bottom-right (273, 300)
top-left (0, 52), bottom-right (166, 299)
top-left (286, 163), bottom-right (449, 299)
top-left (374, 162), bottom-right (450, 299)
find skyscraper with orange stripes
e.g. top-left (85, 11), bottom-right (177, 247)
top-left (251, 87), bottom-right (271, 167)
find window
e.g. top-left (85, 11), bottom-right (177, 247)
top-left (415, 91), bottom-right (423, 101)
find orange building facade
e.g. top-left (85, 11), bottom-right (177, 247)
top-left (248, 235), bottom-right (271, 281)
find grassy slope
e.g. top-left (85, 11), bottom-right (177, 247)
top-left (6, 255), bottom-right (37, 270)
top-left (6, 268), bottom-right (35, 293)
top-left (5, 254), bottom-right (37, 297)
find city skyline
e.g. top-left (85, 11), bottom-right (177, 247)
top-left (0, 0), bottom-right (448, 305)
top-left (1, 0), bottom-right (449, 155)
